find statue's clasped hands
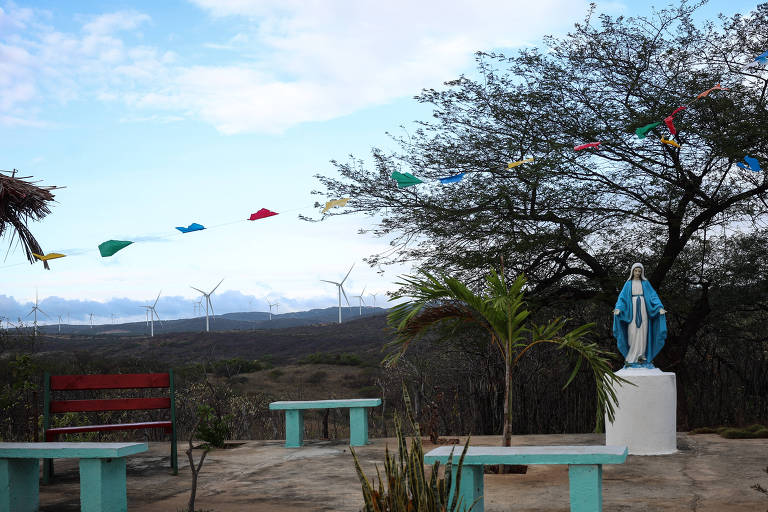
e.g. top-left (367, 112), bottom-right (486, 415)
top-left (614, 308), bottom-right (666, 315)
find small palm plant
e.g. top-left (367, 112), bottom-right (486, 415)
top-left (351, 387), bottom-right (476, 511)
top-left (386, 267), bottom-right (626, 445)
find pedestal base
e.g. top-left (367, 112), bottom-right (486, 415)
top-left (605, 368), bottom-right (677, 455)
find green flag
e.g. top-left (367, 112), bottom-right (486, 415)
top-left (98, 240), bottom-right (133, 257)
top-left (391, 171), bottom-right (423, 188)
top-left (635, 121), bottom-right (661, 139)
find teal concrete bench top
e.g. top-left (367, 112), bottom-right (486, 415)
top-left (424, 445), bottom-right (628, 512)
top-left (269, 399), bottom-right (381, 447)
top-left (269, 398), bottom-right (381, 410)
top-left (0, 442), bottom-right (148, 512)
top-left (424, 444), bottom-right (628, 465)
top-left (0, 442), bottom-right (148, 459)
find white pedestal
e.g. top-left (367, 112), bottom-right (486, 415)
top-left (605, 367), bottom-right (677, 455)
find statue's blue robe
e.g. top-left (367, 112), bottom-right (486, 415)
top-left (613, 280), bottom-right (667, 363)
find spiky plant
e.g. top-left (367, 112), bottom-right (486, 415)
top-left (351, 387), bottom-right (476, 511)
top-left (386, 267), bottom-right (628, 445)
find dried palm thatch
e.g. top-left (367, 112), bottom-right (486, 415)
top-left (0, 169), bottom-right (61, 270)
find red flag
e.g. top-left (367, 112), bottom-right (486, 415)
top-left (574, 142), bottom-right (601, 151)
top-left (248, 208), bottom-right (279, 221)
top-left (664, 106), bottom-right (686, 136)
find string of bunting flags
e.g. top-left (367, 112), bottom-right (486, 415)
top-left (19, 50), bottom-right (768, 266)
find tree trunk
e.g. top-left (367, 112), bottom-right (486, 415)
top-left (502, 360), bottom-right (512, 447)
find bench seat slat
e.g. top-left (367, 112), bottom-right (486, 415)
top-left (269, 399), bottom-right (381, 410)
top-left (50, 373), bottom-right (170, 390)
top-left (0, 442), bottom-right (148, 459)
top-left (46, 421), bottom-right (172, 439)
top-left (424, 445), bottom-right (628, 465)
top-left (50, 397), bottom-right (171, 413)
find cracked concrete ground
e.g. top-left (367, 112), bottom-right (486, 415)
top-left (37, 433), bottom-right (768, 511)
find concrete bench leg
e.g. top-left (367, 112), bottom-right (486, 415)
top-left (447, 464), bottom-right (484, 511)
top-left (349, 408), bottom-right (370, 447)
top-left (568, 464), bottom-right (602, 512)
top-left (285, 410), bottom-right (304, 448)
top-left (79, 457), bottom-right (128, 512)
top-left (0, 458), bottom-right (39, 512)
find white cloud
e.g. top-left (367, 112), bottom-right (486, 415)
top-left (1, 1), bottom-right (595, 132)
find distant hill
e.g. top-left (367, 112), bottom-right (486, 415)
top-left (34, 306), bottom-right (387, 336)
top-left (31, 312), bottom-right (395, 365)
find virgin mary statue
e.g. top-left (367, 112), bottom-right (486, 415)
top-left (613, 263), bottom-right (667, 367)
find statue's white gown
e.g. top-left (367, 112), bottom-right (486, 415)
top-left (626, 279), bottom-right (648, 363)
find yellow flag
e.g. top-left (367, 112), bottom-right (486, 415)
top-left (660, 137), bottom-right (680, 149)
top-left (507, 158), bottom-right (534, 169)
top-left (32, 252), bottom-right (66, 261)
top-left (322, 197), bottom-right (350, 213)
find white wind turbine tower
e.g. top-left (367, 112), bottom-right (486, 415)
top-left (352, 286), bottom-right (366, 315)
top-left (321, 264), bottom-right (354, 324)
top-left (89, 313), bottom-right (94, 328)
top-left (266, 299), bottom-right (279, 320)
top-left (190, 279), bottom-right (223, 332)
top-left (370, 293), bottom-right (377, 308)
top-left (57, 315), bottom-right (63, 335)
top-left (141, 291), bottom-right (162, 337)
top-left (26, 290), bottom-right (49, 337)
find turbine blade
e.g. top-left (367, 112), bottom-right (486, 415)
top-left (153, 291), bottom-right (161, 308)
top-left (341, 263), bottom-right (355, 284)
top-left (341, 286), bottom-right (350, 306)
top-left (190, 286), bottom-right (206, 294)
top-left (320, 280), bottom-right (339, 285)
top-left (210, 278), bottom-right (224, 295)
top-left (208, 297), bottom-right (215, 317)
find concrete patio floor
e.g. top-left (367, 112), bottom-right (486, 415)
top-left (38, 433), bottom-right (768, 511)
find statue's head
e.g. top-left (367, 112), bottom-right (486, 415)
top-left (628, 262), bottom-right (646, 280)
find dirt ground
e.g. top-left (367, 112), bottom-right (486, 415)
top-left (38, 433), bottom-right (768, 511)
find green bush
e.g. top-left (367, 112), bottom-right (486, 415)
top-left (299, 352), bottom-right (362, 366)
top-left (195, 405), bottom-right (231, 448)
top-left (351, 387), bottom-right (476, 511)
top-left (268, 369), bottom-right (284, 380)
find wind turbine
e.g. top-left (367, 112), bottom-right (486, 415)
top-left (190, 279), bottom-right (223, 332)
top-left (321, 264), bottom-right (354, 324)
top-left (26, 290), bottom-right (49, 337)
top-left (57, 315), bottom-right (63, 335)
top-left (266, 299), bottom-right (279, 320)
top-left (370, 293), bottom-right (377, 308)
top-left (89, 313), bottom-right (94, 328)
top-left (141, 291), bottom-right (162, 337)
top-left (352, 286), bottom-right (367, 315)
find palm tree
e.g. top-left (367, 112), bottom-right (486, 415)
top-left (0, 170), bottom-right (59, 269)
top-left (386, 267), bottom-right (626, 446)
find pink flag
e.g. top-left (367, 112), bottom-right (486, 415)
top-left (574, 142), bottom-right (601, 151)
top-left (248, 208), bottom-right (279, 221)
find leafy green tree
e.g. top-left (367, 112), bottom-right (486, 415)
top-left (310, 3), bottom-right (768, 425)
top-left (386, 267), bottom-right (625, 444)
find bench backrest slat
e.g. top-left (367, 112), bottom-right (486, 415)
top-left (50, 373), bottom-right (170, 390)
top-left (50, 397), bottom-right (171, 413)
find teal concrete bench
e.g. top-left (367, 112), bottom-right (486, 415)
top-left (424, 445), bottom-right (628, 512)
top-left (269, 399), bottom-right (381, 447)
top-left (0, 442), bottom-right (147, 512)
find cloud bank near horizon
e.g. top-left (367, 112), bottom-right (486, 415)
top-left (0, 290), bottom-right (383, 326)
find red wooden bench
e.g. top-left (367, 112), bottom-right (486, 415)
top-left (42, 371), bottom-right (178, 483)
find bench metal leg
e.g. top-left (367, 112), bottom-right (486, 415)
top-left (568, 464), bottom-right (602, 512)
top-left (79, 457), bottom-right (128, 512)
top-left (349, 407), bottom-right (370, 447)
top-left (447, 464), bottom-right (483, 511)
top-left (285, 410), bottom-right (304, 448)
top-left (0, 458), bottom-right (39, 512)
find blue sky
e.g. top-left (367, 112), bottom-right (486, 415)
top-left (0, 0), bottom-right (761, 325)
